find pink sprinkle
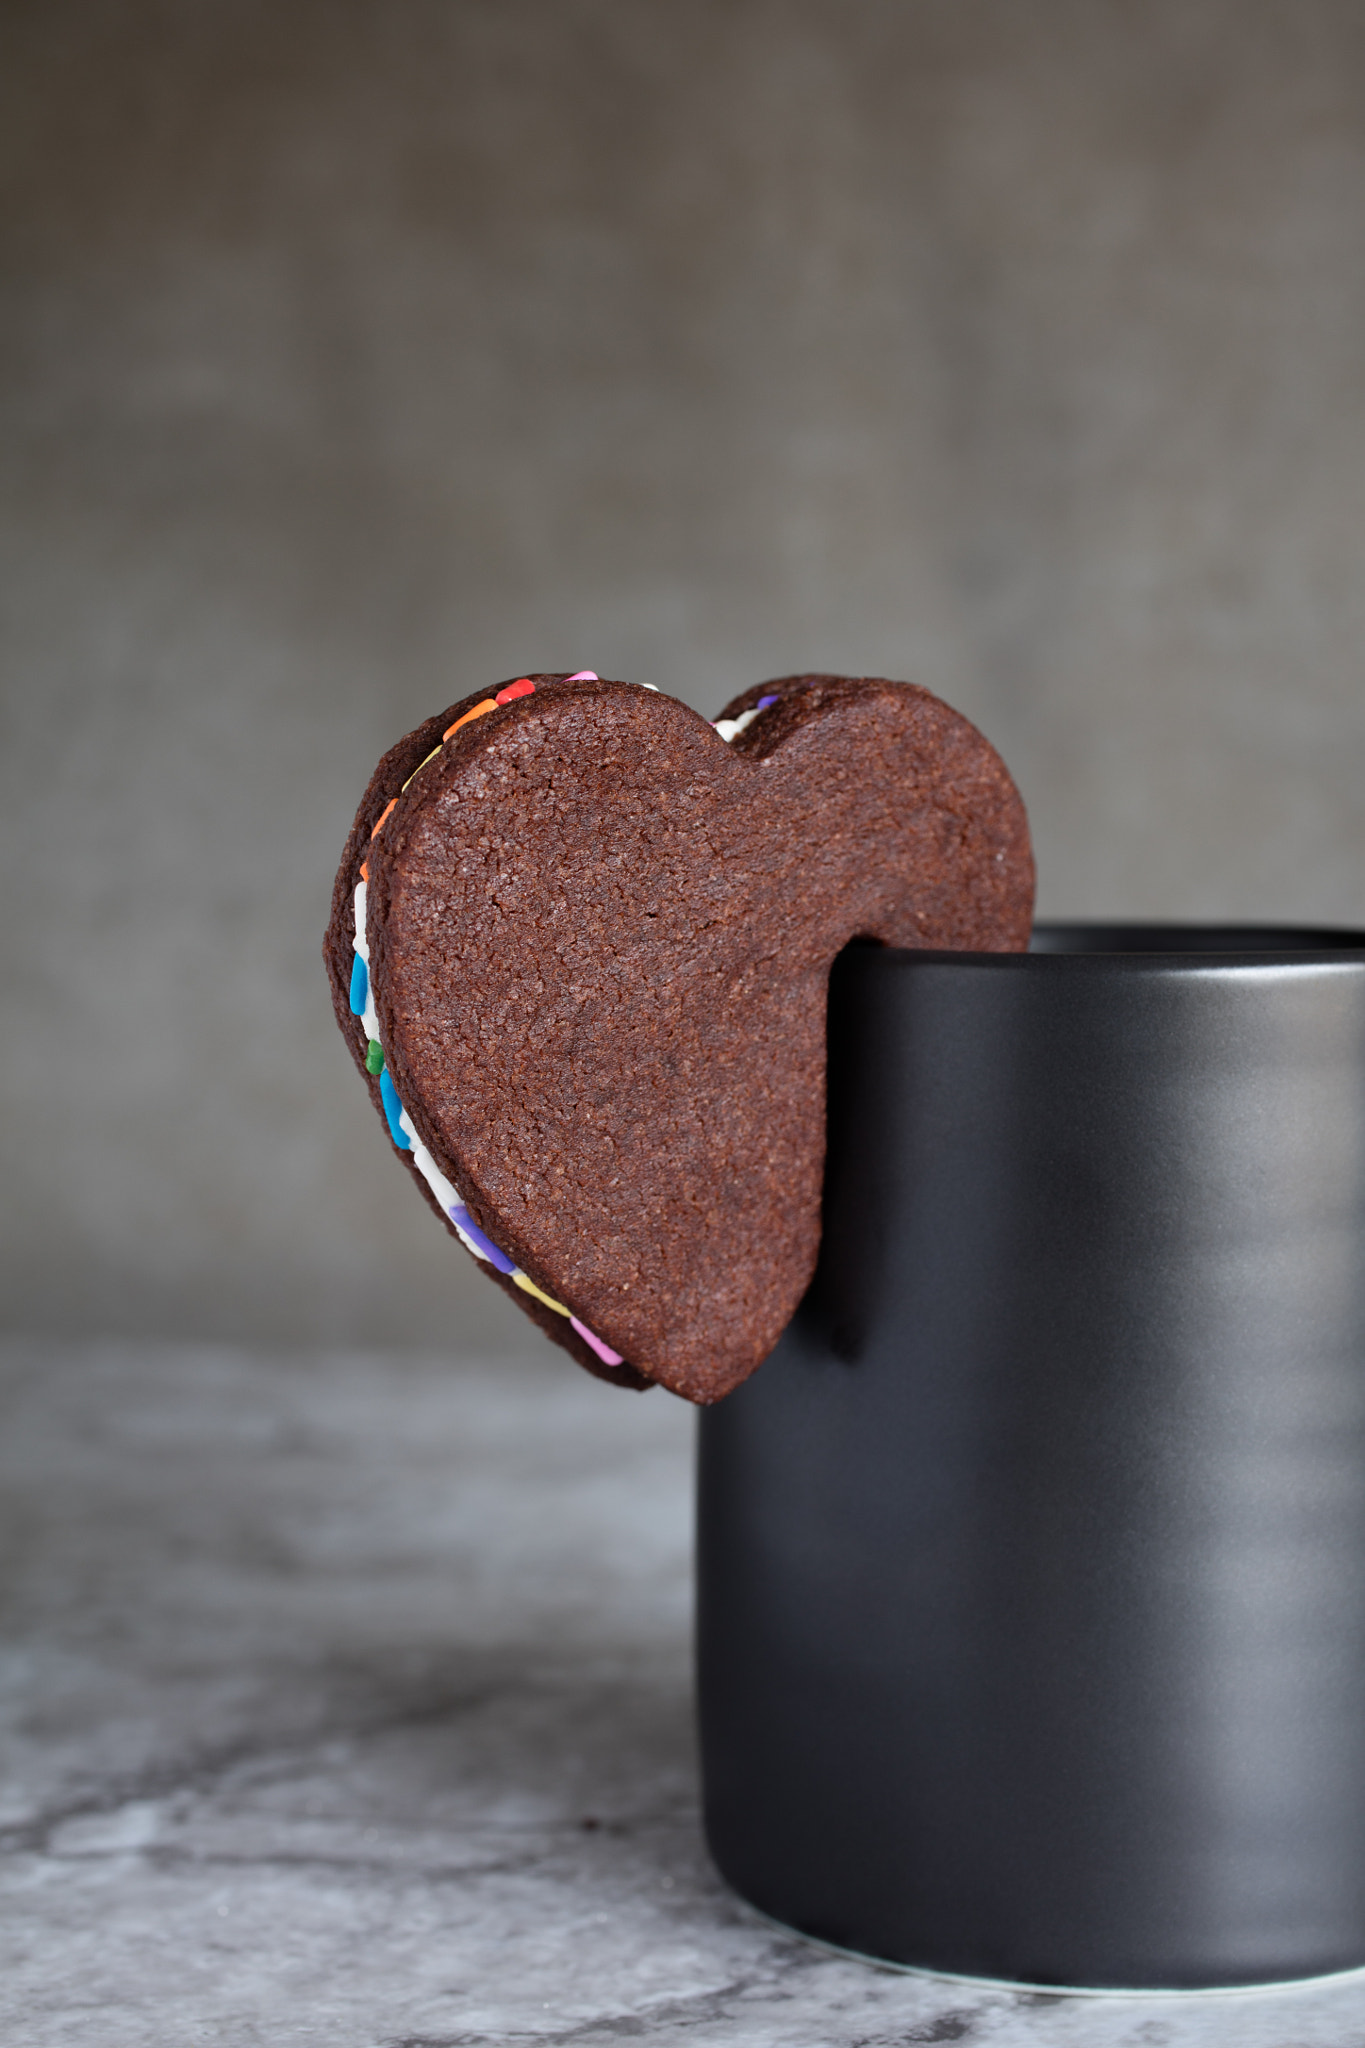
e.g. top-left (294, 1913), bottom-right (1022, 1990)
top-left (564, 670), bottom-right (598, 682)
top-left (570, 1314), bottom-right (624, 1366)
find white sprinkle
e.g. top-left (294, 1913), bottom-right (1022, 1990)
top-left (352, 882), bottom-right (380, 1041)
top-left (396, 1108), bottom-right (492, 1261)
top-left (713, 705), bottom-right (764, 744)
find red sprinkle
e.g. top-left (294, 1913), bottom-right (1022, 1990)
top-left (496, 678), bottom-right (536, 705)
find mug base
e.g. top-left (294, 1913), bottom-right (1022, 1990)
top-left (733, 1893), bottom-right (1365, 2000)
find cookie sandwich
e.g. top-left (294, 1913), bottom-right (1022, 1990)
top-left (324, 671), bottom-right (1034, 1403)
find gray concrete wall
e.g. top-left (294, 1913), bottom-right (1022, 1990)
top-left (4, 0), bottom-right (1364, 1349)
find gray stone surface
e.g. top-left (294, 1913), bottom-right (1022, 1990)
top-left (5, 1), bottom-right (1365, 1351)
top-left (5, 1336), bottom-right (1365, 2045)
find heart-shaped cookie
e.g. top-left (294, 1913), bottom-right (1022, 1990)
top-left (325, 673), bottom-right (1033, 1402)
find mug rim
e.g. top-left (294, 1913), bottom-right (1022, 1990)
top-left (857, 921), bottom-right (1365, 970)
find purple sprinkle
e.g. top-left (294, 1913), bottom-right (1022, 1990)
top-left (450, 1206), bottom-right (517, 1274)
top-left (756, 694), bottom-right (779, 710)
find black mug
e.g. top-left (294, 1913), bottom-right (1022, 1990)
top-left (697, 925), bottom-right (1365, 1990)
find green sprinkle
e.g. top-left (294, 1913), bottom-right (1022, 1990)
top-left (365, 1040), bottom-right (384, 1075)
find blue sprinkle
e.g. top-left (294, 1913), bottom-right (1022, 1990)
top-left (757, 693), bottom-right (779, 710)
top-left (450, 1206), bottom-right (517, 1274)
top-left (349, 952), bottom-right (368, 1016)
top-left (379, 1068), bottom-right (411, 1149)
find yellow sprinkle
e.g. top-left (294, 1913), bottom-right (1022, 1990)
top-left (401, 746), bottom-right (443, 793)
top-left (512, 1270), bottom-right (571, 1316)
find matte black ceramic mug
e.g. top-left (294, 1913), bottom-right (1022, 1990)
top-left (697, 925), bottom-right (1365, 1990)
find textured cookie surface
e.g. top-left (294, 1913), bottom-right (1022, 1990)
top-left (325, 673), bottom-right (1033, 1403)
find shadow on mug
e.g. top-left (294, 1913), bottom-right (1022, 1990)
top-left (697, 924), bottom-right (1365, 1991)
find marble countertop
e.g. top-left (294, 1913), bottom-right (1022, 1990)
top-left (4, 1337), bottom-right (1365, 2047)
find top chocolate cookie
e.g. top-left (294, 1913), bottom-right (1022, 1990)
top-left (325, 672), bottom-right (1034, 1403)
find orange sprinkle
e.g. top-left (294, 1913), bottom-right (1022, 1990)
top-left (359, 859), bottom-right (369, 882)
top-left (369, 798), bottom-right (397, 839)
top-left (443, 699), bottom-right (498, 741)
top-left (495, 678), bottom-right (535, 705)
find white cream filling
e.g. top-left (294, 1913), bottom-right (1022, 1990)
top-left (353, 887), bottom-right (579, 1310)
top-left (354, 881), bottom-right (488, 1259)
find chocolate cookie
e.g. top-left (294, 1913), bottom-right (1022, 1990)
top-left (325, 671), bottom-right (1034, 1403)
